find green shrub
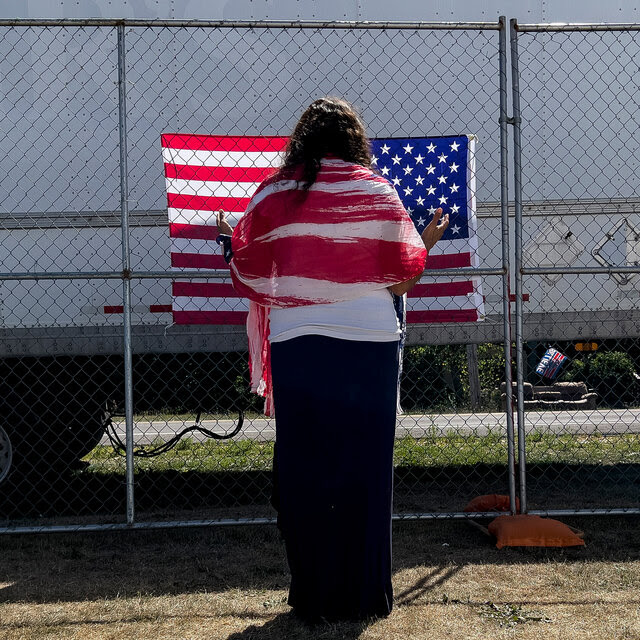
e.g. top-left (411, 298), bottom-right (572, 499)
top-left (401, 345), bottom-right (468, 411)
top-left (400, 343), bottom-right (508, 412)
top-left (589, 351), bottom-right (637, 407)
top-left (562, 350), bottom-right (638, 408)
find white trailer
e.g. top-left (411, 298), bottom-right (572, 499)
top-left (1, 1), bottom-right (639, 483)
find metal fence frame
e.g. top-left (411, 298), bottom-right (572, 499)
top-left (510, 18), bottom-right (640, 518)
top-left (1, 16), bottom-right (639, 533)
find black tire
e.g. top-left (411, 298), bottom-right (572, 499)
top-left (1, 387), bottom-right (106, 480)
top-left (0, 424), bottom-right (12, 485)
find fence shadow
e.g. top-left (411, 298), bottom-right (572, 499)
top-left (1, 461), bottom-right (639, 520)
top-left (0, 498), bottom-right (638, 608)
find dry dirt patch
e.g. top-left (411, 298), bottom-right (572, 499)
top-left (1, 516), bottom-right (639, 639)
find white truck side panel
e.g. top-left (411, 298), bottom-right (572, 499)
top-left (1, 2), bottom-right (639, 350)
top-left (3, 0), bottom-right (640, 22)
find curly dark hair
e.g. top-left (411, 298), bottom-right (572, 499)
top-left (279, 97), bottom-right (372, 190)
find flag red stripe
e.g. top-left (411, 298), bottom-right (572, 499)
top-left (172, 310), bottom-right (248, 325)
top-left (165, 164), bottom-right (278, 182)
top-left (170, 223), bottom-right (219, 240)
top-left (171, 253), bottom-right (229, 269)
top-left (425, 252), bottom-right (472, 269)
top-left (167, 192), bottom-right (251, 212)
top-left (172, 282), bottom-right (240, 298)
top-left (407, 309), bottom-right (479, 323)
top-left (408, 280), bottom-right (475, 298)
top-left (104, 306), bottom-right (124, 314)
top-left (161, 133), bottom-right (289, 152)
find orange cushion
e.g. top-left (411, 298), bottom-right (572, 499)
top-left (464, 494), bottom-right (520, 513)
top-left (488, 514), bottom-right (585, 548)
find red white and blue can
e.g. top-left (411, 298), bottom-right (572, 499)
top-left (536, 348), bottom-right (568, 380)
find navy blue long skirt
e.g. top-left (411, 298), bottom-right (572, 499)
top-left (270, 335), bottom-right (398, 622)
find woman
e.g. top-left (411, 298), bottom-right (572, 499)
top-left (217, 97), bottom-right (448, 622)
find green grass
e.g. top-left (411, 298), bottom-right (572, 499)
top-left (84, 431), bottom-right (640, 475)
top-left (86, 438), bottom-right (274, 473)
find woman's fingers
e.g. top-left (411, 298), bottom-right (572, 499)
top-left (217, 210), bottom-right (234, 235)
top-left (428, 207), bottom-right (442, 226)
top-left (420, 207), bottom-right (450, 251)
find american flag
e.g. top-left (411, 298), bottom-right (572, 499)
top-left (162, 133), bottom-right (484, 324)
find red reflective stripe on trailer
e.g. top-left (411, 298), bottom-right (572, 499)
top-left (104, 305), bottom-right (173, 314)
top-left (161, 133), bottom-right (289, 152)
top-left (172, 310), bottom-right (248, 325)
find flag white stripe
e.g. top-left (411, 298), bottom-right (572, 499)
top-left (174, 296), bottom-right (248, 313)
top-left (407, 294), bottom-right (483, 312)
top-left (170, 237), bottom-right (219, 255)
top-left (418, 237), bottom-right (476, 256)
top-left (169, 208), bottom-right (245, 227)
top-left (162, 148), bottom-right (284, 167)
top-left (165, 178), bottom-right (261, 198)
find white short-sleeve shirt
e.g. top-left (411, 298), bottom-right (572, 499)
top-left (268, 288), bottom-right (401, 343)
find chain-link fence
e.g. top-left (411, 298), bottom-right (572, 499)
top-left (0, 17), bottom-right (637, 533)
top-left (510, 20), bottom-right (640, 516)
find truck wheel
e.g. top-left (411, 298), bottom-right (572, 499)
top-left (0, 425), bottom-right (11, 485)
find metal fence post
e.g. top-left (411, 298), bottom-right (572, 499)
top-left (117, 23), bottom-right (135, 525)
top-left (509, 18), bottom-right (527, 514)
top-left (499, 16), bottom-right (518, 515)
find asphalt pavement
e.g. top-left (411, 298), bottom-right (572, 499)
top-left (102, 408), bottom-right (640, 445)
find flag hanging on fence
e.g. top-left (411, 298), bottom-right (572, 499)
top-left (162, 133), bottom-right (484, 325)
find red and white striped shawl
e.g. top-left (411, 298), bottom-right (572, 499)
top-left (229, 157), bottom-right (427, 414)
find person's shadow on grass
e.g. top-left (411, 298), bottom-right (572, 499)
top-left (226, 611), bottom-right (370, 639)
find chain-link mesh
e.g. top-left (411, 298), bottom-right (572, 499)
top-left (0, 25), bottom-right (127, 526)
top-left (513, 24), bottom-right (640, 513)
top-left (123, 24), bottom-right (508, 523)
top-left (1, 20), bottom-right (514, 530)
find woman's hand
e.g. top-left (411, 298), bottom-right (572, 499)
top-left (389, 208), bottom-right (450, 296)
top-left (217, 210), bottom-right (234, 235)
top-left (421, 207), bottom-right (449, 252)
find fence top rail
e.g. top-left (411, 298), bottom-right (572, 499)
top-left (514, 20), bottom-right (640, 32)
top-left (0, 17), bottom-right (503, 30)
